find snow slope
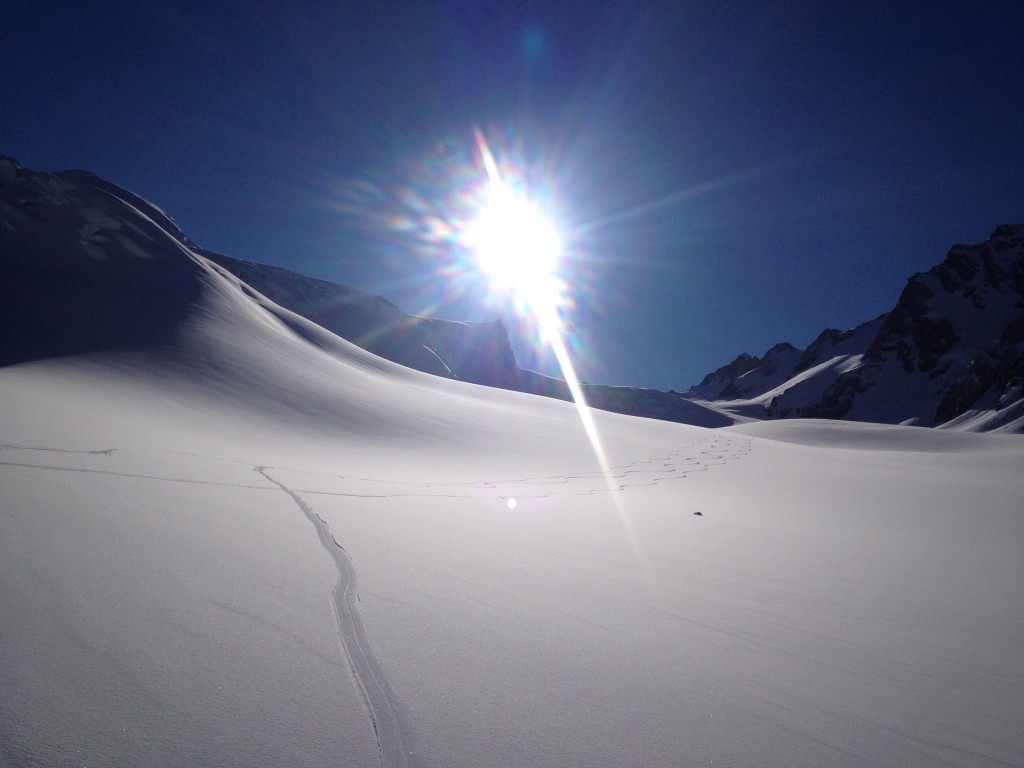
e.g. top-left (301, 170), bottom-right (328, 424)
top-left (1, 276), bottom-right (1022, 768)
top-left (2, 162), bottom-right (1023, 767)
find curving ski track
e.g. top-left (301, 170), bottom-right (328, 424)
top-left (255, 466), bottom-right (421, 768)
top-left (0, 435), bottom-right (751, 768)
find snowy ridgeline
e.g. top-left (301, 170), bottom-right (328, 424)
top-left (2, 158), bottom-right (1023, 767)
top-left (5, 155), bottom-right (1022, 432)
top-left (685, 224), bottom-right (1024, 432)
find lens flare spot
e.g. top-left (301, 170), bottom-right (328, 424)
top-left (521, 25), bottom-right (548, 62)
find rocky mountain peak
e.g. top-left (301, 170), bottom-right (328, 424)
top-left (688, 342), bottom-right (803, 401)
top-left (685, 225), bottom-right (1023, 431)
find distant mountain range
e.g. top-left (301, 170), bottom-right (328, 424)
top-left (684, 224), bottom-right (1024, 432)
top-left (2, 155), bottom-right (1021, 432)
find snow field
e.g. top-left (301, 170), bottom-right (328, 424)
top-left (1, 253), bottom-right (1021, 767)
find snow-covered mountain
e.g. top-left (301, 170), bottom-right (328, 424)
top-left (1, 156), bottom-right (733, 427)
top-left (4, 155), bottom-right (1021, 435)
top-left (0, 157), bottom-right (515, 387)
top-left (685, 225), bottom-right (1024, 432)
top-left (3, 156), bottom-right (1023, 767)
top-left (687, 341), bottom-right (805, 401)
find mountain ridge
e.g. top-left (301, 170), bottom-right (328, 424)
top-left (683, 225), bottom-right (1024, 433)
top-left (2, 155), bottom-right (1020, 432)
top-left (1, 156), bottom-right (734, 428)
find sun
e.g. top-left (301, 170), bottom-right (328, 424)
top-left (463, 131), bottom-right (564, 317)
top-left (466, 178), bottom-right (562, 295)
top-left (461, 129), bottom-right (610, 472)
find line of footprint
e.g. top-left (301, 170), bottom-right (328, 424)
top-left (0, 434), bottom-right (753, 503)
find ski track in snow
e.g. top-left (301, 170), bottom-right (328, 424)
top-left (254, 466), bottom-right (422, 768)
top-left (0, 434), bottom-right (752, 768)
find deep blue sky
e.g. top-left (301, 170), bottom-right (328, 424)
top-left (4, 0), bottom-right (1023, 389)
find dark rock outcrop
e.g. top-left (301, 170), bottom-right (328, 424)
top-left (692, 225), bottom-right (1024, 430)
top-left (806, 225), bottom-right (1024, 425)
top-left (935, 316), bottom-right (1024, 422)
top-left (688, 342), bottom-right (801, 400)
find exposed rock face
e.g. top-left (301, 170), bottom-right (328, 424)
top-left (688, 225), bottom-right (1024, 431)
top-left (794, 328), bottom-right (856, 374)
top-left (689, 342), bottom-right (801, 400)
top-left (934, 315), bottom-right (1024, 423)
top-left (804, 225), bottom-right (1024, 425)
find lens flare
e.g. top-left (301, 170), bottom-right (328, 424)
top-left (466, 130), bottom-right (610, 473)
top-left (329, 125), bottom-right (658, 598)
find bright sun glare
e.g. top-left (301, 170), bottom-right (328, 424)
top-left (464, 129), bottom-right (563, 309)
top-left (464, 129), bottom-right (610, 472)
top-left (466, 180), bottom-right (562, 295)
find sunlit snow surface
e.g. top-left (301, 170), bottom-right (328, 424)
top-left (1, 255), bottom-right (1022, 767)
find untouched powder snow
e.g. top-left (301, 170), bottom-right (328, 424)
top-left (1, 252), bottom-right (1022, 767)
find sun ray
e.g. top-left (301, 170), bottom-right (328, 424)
top-left (332, 126), bottom-right (659, 597)
top-left (466, 130), bottom-right (612, 473)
